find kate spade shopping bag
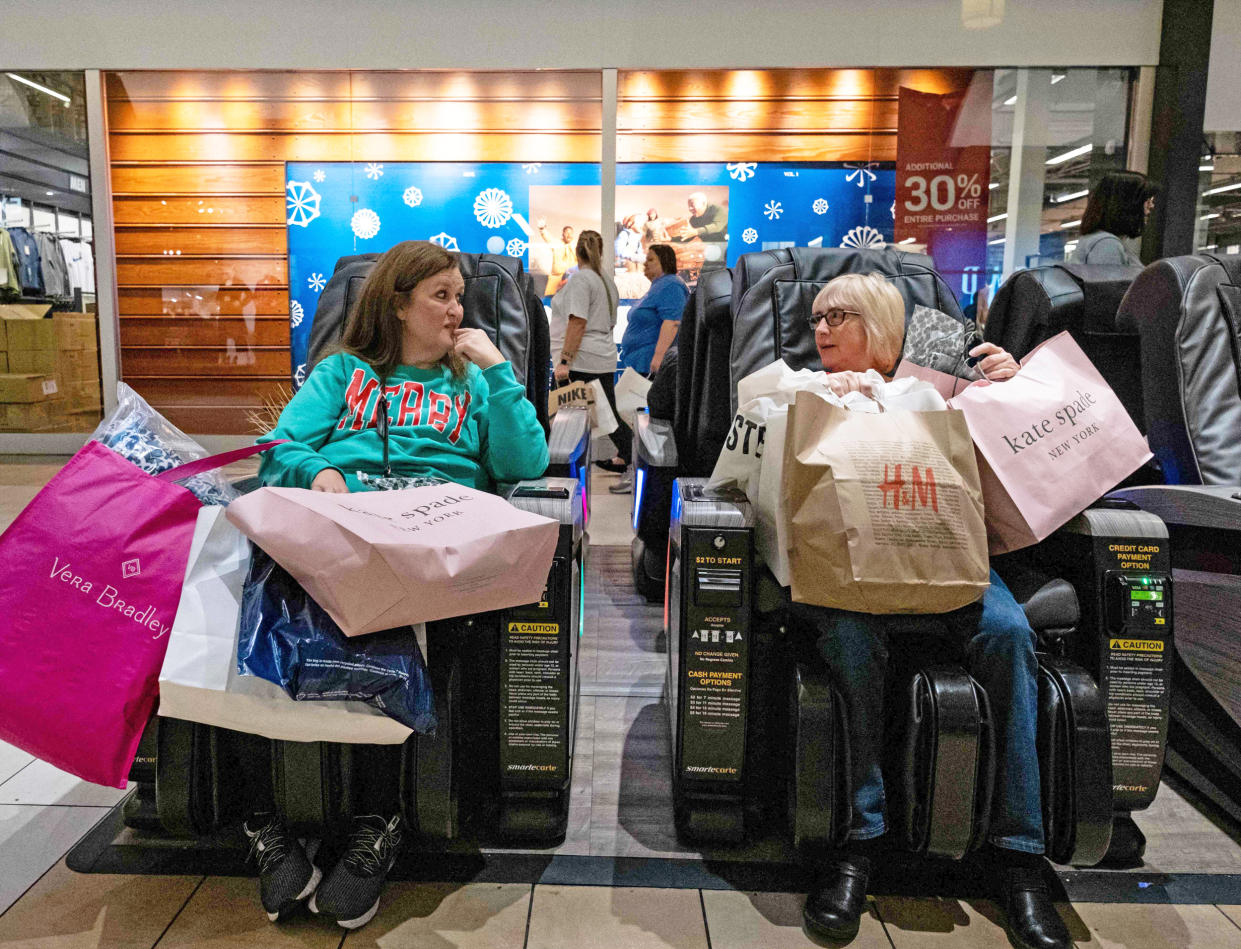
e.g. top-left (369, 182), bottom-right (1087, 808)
top-left (0, 441), bottom-right (276, 787)
top-left (947, 331), bottom-right (1152, 554)
top-left (226, 481), bottom-right (558, 635)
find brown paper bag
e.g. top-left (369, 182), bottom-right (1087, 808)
top-left (785, 390), bottom-right (989, 614)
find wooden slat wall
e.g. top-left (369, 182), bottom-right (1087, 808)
top-left (617, 68), bottom-right (975, 162)
top-left (107, 69), bottom-right (602, 435)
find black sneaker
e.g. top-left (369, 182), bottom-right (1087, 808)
top-left (243, 813), bottom-right (321, 922)
top-left (310, 814), bottom-right (404, 930)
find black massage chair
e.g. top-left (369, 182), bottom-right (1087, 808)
top-left (1099, 253), bottom-right (1241, 826)
top-left (656, 247), bottom-right (1169, 869)
top-left (123, 253), bottom-right (590, 847)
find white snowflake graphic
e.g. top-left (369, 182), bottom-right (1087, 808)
top-left (429, 232), bottom-right (459, 251)
top-left (351, 208), bottom-right (381, 240)
top-left (727, 162), bottom-right (758, 182)
top-left (290, 300), bottom-right (305, 329)
top-left (506, 238), bottom-right (528, 257)
top-left (473, 188), bottom-right (513, 228)
top-left (312, 169), bottom-right (325, 183)
top-left (742, 227), bottom-right (759, 244)
top-left (308, 272), bottom-right (326, 292)
top-left (522, 163), bottom-right (542, 174)
top-left (844, 163), bottom-right (879, 188)
top-left (403, 185), bottom-right (423, 208)
top-left (813, 198), bottom-right (830, 215)
top-left (285, 180), bottom-right (321, 228)
top-left (840, 225), bottom-right (885, 249)
top-left (294, 363), bottom-right (307, 387)
top-left (763, 200), bottom-right (783, 220)
top-left (364, 162), bottom-right (384, 180)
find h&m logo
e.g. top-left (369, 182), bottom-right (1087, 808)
top-left (878, 463), bottom-right (938, 512)
top-left (122, 559), bottom-right (141, 579)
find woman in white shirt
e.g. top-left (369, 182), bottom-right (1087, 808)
top-left (551, 230), bottom-right (630, 472)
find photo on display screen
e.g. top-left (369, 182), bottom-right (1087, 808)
top-left (284, 160), bottom-right (896, 386)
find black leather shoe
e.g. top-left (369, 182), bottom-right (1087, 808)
top-left (803, 856), bottom-right (871, 942)
top-left (1004, 867), bottom-right (1071, 949)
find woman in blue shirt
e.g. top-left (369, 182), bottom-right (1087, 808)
top-left (619, 244), bottom-right (689, 375)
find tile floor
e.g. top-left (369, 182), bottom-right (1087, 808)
top-left (3, 457), bottom-right (1241, 946)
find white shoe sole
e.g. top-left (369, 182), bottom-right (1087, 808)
top-left (336, 899), bottom-right (381, 930)
top-left (266, 864), bottom-right (322, 922)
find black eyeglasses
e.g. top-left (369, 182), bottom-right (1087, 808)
top-left (807, 308), bottom-right (861, 331)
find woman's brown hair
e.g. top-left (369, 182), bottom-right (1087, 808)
top-left (333, 240), bottom-right (466, 381)
top-left (575, 229), bottom-right (616, 310)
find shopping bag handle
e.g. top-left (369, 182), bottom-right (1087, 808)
top-left (154, 441), bottom-right (287, 484)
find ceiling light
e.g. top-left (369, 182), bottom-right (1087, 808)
top-left (1200, 165), bottom-right (1215, 172)
top-left (1051, 73), bottom-right (1066, 84)
top-left (1060, 219), bottom-right (1082, 228)
top-left (987, 213), bottom-right (1007, 223)
top-left (898, 237), bottom-right (916, 244)
top-left (1200, 212), bottom-right (1221, 220)
top-left (45, 191), bottom-right (54, 196)
top-left (1046, 144), bottom-right (1093, 165)
top-left (989, 182), bottom-right (999, 190)
top-left (1055, 189), bottom-right (1089, 203)
top-left (988, 237), bottom-right (1006, 245)
top-left (5, 73), bottom-right (70, 104)
top-left (1003, 95), bottom-right (1017, 106)
top-left (1203, 181), bottom-right (1241, 196)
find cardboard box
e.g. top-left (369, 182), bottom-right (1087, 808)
top-left (0, 353), bottom-right (7, 373)
top-left (53, 313), bottom-right (98, 351)
top-left (8, 350), bottom-right (57, 375)
top-left (0, 374), bottom-right (60, 403)
top-left (65, 407), bottom-right (102, 431)
top-left (58, 349), bottom-right (100, 381)
top-left (65, 380), bottom-right (102, 411)
top-left (0, 303), bottom-right (53, 320)
top-left (0, 400), bottom-right (60, 431)
top-left (3, 319), bottom-right (56, 352)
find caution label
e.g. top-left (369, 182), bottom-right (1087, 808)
top-left (508, 622), bottom-right (559, 635)
top-left (1109, 638), bottom-right (1164, 653)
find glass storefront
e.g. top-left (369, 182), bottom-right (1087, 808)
top-left (0, 70), bottom-right (101, 434)
top-left (1197, 130), bottom-right (1241, 254)
top-left (102, 66), bottom-right (1142, 436)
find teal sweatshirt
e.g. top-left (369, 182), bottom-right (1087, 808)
top-left (258, 353), bottom-right (548, 492)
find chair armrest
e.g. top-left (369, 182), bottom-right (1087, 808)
top-left (504, 476), bottom-right (584, 543)
top-left (1106, 484), bottom-right (1241, 531)
top-left (548, 406), bottom-right (589, 469)
top-left (635, 412), bottom-right (678, 468)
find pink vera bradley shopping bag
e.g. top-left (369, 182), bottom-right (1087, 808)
top-left (0, 441), bottom-right (278, 787)
top-left (946, 331), bottom-right (1151, 554)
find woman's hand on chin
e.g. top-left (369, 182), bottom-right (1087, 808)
top-left (969, 342), bottom-right (1020, 381)
top-left (453, 328), bottom-right (504, 369)
top-left (311, 468), bottom-right (349, 493)
top-left (824, 370), bottom-right (875, 398)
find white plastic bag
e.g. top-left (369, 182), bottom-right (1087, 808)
top-left (614, 367), bottom-right (652, 419)
top-left (588, 378), bottom-right (619, 439)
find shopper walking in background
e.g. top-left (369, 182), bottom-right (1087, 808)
top-left (550, 229), bottom-right (630, 473)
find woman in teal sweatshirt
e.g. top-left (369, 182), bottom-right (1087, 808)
top-left (245, 241), bottom-right (548, 932)
top-left (258, 240), bottom-right (548, 492)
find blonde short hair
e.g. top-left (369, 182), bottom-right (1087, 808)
top-left (812, 273), bottom-right (906, 371)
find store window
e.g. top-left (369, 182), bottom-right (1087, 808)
top-left (613, 67), bottom-right (1134, 332)
top-left (105, 70), bottom-right (601, 435)
top-left (1196, 131), bottom-right (1240, 255)
top-left (0, 70), bottom-right (101, 435)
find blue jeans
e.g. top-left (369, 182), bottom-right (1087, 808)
top-left (791, 570), bottom-right (1044, 854)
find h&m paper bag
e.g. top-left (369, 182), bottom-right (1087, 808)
top-left (784, 389), bottom-right (989, 614)
top-left (226, 481), bottom-right (558, 635)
